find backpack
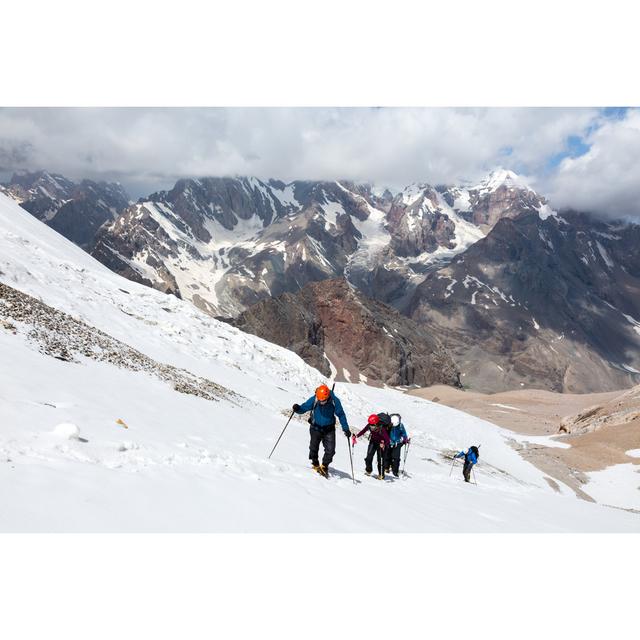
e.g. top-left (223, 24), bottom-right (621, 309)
top-left (377, 412), bottom-right (391, 429)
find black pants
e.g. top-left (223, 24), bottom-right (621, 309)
top-left (383, 446), bottom-right (392, 471)
top-left (383, 444), bottom-right (403, 475)
top-left (365, 440), bottom-right (384, 475)
top-left (309, 426), bottom-right (336, 467)
top-left (390, 444), bottom-right (403, 475)
top-left (463, 461), bottom-right (473, 482)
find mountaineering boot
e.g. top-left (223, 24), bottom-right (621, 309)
top-left (377, 473), bottom-right (384, 480)
top-left (318, 464), bottom-right (329, 478)
top-left (393, 471), bottom-right (399, 478)
top-left (364, 470), bottom-right (372, 476)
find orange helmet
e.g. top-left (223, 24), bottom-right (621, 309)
top-left (315, 384), bottom-right (331, 402)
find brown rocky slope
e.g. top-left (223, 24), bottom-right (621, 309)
top-left (232, 277), bottom-right (461, 388)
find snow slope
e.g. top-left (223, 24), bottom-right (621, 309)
top-left (0, 193), bottom-right (638, 532)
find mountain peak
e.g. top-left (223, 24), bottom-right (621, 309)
top-left (478, 168), bottom-right (534, 193)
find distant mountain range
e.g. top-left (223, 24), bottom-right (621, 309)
top-left (0, 170), bottom-right (129, 248)
top-left (3, 168), bottom-right (639, 393)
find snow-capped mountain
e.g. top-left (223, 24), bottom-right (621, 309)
top-left (1, 191), bottom-right (638, 531)
top-left (89, 170), bottom-right (535, 317)
top-left (90, 177), bottom-right (396, 316)
top-left (1, 170), bottom-right (130, 248)
top-left (408, 209), bottom-right (640, 393)
top-left (438, 169), bottom-right (553, 228)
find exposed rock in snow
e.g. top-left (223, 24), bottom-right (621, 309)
top-left (0, 281), bottom-right (236, 404)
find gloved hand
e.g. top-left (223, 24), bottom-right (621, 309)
top-left (343, 430), bottom-right (351, 439)
top-left (292, 404), bottom-right (300, 412)
top-left (351, 435), bottom-right (357, 446)
top-left (404, 437), bottom-right (410, 444)
top-left (380, 441), bottom-right (385, 450)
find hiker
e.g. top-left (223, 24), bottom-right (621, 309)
top-left (353, 414), bottom-right (391, 479)
top-left (384, 413), bottom-right (409, 477)
top-left (293, 384), bottom-right (350, 478)
top-left (454, 445), bottom-right (480, 483)
top-left (376, 412), bottom-right (392, 474)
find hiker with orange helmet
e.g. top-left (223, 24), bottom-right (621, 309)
top-left (292, 384), bottom-right (350, 477)
top-left (352, 414), bottom-right (391, 479)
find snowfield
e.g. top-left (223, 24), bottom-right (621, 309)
top-left (1, 193), bottom-right (639, 532)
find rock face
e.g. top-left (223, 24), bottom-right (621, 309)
top-left (408, 209), bottom-right (640, 393)
top-left (233, 277), bottom-right (461, 388)
top-left (558, 384), bottom-right (640, 436)
top-left (90, 170), bottom-right (535, 317)
top-left (1, 171), bottom-right (129, 248)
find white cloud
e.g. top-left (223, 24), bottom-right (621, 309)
top-left (0, 107), bottom-right (603, 201)
top-left (546, 109), bottom-right (640, 218)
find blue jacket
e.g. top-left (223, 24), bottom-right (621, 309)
top-left (296, 392), bottom-right (349, 432)
top-left (389, 423), bottom-right (408, 446)
top-left (455, 449), bottom-right (478, 465)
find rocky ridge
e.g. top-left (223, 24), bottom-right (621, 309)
top-left (233, 277), bottom-right (461, 388)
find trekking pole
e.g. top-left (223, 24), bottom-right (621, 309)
top-left (402, 441), bottom-right (411, 476)
top-left (472, 466), bottom-right (478, 486)
top-left (449, 456), bottom-right (457, 477)
top-left (268, 410), bottom-right (295, 459)
top-left (347, 435), bottom-right (356, 485)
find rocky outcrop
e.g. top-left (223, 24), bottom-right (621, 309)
top-left (387, 186), bottom-right (457, 257)
top-left (233, 277), bottom-right (460, 388)
top-left (558, 385), bottom-right (640, 436)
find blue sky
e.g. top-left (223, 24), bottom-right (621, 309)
top-left (544, 107), bottom-right (629, 172)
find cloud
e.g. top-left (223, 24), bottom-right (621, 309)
top-left (0, 107), bottom-right (608, 203)
top-left (545, 108), bottom-right (640, 218)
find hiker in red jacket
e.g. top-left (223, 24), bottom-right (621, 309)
top-left (352, 414), bottom-right (391, 479)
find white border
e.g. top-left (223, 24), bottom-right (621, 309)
top-left (1, 2), bottom-right (638, 638)
top-left (1, 534), bottom-right (638, 639)
top-left (1, 1), bottom-right (638, 106)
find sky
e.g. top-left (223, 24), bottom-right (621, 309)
top-left (0, 107), bottom-right (637, 218)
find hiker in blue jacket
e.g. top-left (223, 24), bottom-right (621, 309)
top-left (455, 445), bottom-right (479, 483)
top-left (384, 413), bottom-right (409, 477)
top-left (293, 384), bottom-right (350, 477)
